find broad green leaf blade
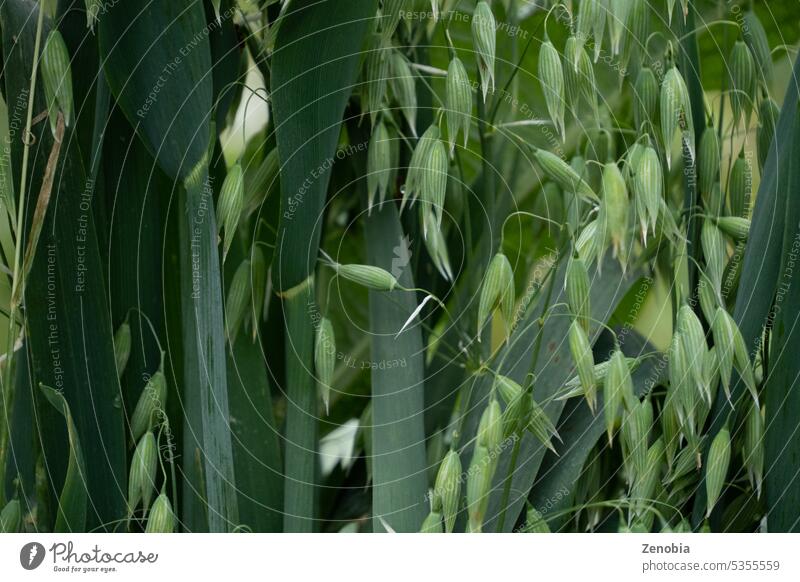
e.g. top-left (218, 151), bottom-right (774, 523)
top-left (763, 98), bottom-right (800, 532)
top-left (4, 345), bottom-right (35, 506)
top-left (270, 0), bottom-right (377, 291)
top-left (366, 202), bottom-right (429, 533)
top-left (2, 0), bottom-right (127, 530)
top-left (270, 0), bottom-right (377, 532)
top-left (104, 110), bottom-right (167, 406)
top-left (39, 384), bottom-right (87, 533)
top-left (281, 286), bottom-right (317, 532)
top-left (98, 0), bottom-right (212, 181)
top-left (179, 169), bottom-right (239, 531)
top-left (227, 338), bottom-right (283, 532)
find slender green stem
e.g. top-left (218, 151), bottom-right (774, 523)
top-left (0, 4), bottom-right (45, 507)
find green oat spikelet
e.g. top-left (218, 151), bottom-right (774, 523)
top-left (41, 30), bottom-right (74, 136)
top-left (728, 149), bottom-right (751, 218)
top-left (632, 142), bottom-right (662, 242)
top-left (743, 10), bottom-right (772, 86)
top-left (420, 510), bottom-right (443, 533)
top-left (423, 138), bottom-right (449, 228)
top-left (533, 148), bottom-right (597, 202)
top-left (730, 40), bottom-right (756, 128)
top-left (114, 321), bottom-right (132, 378)
top-left (389, 50), bottom-right (418, 135)
top-left (600, 161), bottom-right (629, 262)
top-left (403, 125), bottom-right (440, 209)
top-left (633, 66), bottom-right (658, 132)
top-left (539, 35), bottom-right (566, 139)
top-left (569, 319), bottom-right (597, 412)
top-left (477, 253), bottom-right (515, 339)
top-left (225, 258), bottom-right (251, 343)
top-left (660, 63), bottom-right (694, 169)
top-left (715, 216), bottom-right (750, 241)
top-left (367, 120), bottom-right (392, 212)
top-left (128, 431), bottom-right (158, 515)
top-left (146, 491), bottom-right (176, 533)
top-left (472, 1), bottom-right (496, 101)
top-left (566, 255), bottom-right (591, 331)
top-left (335, 263), bottom-right (399, 291)
top-left (130, 370), bottom-right (168, 442)
top-left (315, 316), bottom-right (336, 414)
top-left (434, 449), bottom-right (462, 533)
top-left (698, 123), bottom-right (720, 198)
top-left (757, 96), bottom-right (779, 171)
top-left (217, 162), bottom-right (244, 261)
top-left (446, 56), bottom-right (472, 152)
top-left (705, 427), bottom-right (731, 517)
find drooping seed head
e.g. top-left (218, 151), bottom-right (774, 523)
top-left (423, 139), bottom-right (449, 228)
top-left (698, 124), bottom-right (720, 197)
top-left (601, 162), bottom-right (629, 260)
top-left (539, 37), bottom-right (565, 138)
top-left (130, 370), bottom-right (168, 442)
top-left (335, 263), bottom-right (399, 291)
top-left (446, 56), bottom-right (472, 152)
top-left (403, 125), bottom-right (440, 209)
top-left (225, 259), bottom-right (251, 343)
top-left (477, 252), bottom-right (515, 338)
top-left (433, 449), bottom-right (462, 533)
top-left (569, 319), bottom-right (596, 412)
top-left (728, 149), bottom-right (751, 218)
top-left (85, 0), bottom-right (102, 31)
top-left (566, 255), bottom-right (591, 331)
top-left (494, 374), bottom-right (523, 405)
top-left (705, 427), bottom-right (731, 517)
top-left (389, 50), bottom-right (417, 135)
top-left (367, 120), bottom-right (392, 212)
top-left (420, 510), bottom-right (443, 533)
top-left (743, 10), bottom-right (772, 86)
top-left (129, 431), bottom-right (158, 514)
top-left (729, 40), bottom-right (756, 128)
top-left (701, 219), bottom-right (726, 291)
top-left (217, 163), bottom-right (244, 261)
top-left (420, 206), bottom-right (453, 281)
top-left (315, 316), bottom-right (336, 415)
top-left (621, 397), bottom-right (652, 484)
top-left (633, 66), bottom-right (659, 132)
top-left (466, 445), bottom-right (494, 532)
top-left (41, 30), bottom-right (74, 133)
top-left (477, 398), bottom-right (503, 451)
top-left (533, 148), bottom-right (597, 202)
top-left (364, 35), bottom-right (390, 123)
top-left (528, 397), bottom-right (559, 452)
top-left (632, 144), bottom-right (662, 242)
top-left (757, 96), bottom-right (779, 171)
top-left (114, 321), bottom-right (132, 378)
top-left (715, 216), bottom-right (750, 241)
top-left (660, 65), bottom-right (694, 169)
top-left (605, 350), bottom-right (632, 444)
top-left (381, 0), bottom-right (406, 41)
top-left (472, 2), bottom-right (496, 101)
top-left (743, 401), bottom-right (764, 497)
top-left (146, 492), bottom-right (176, 533)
